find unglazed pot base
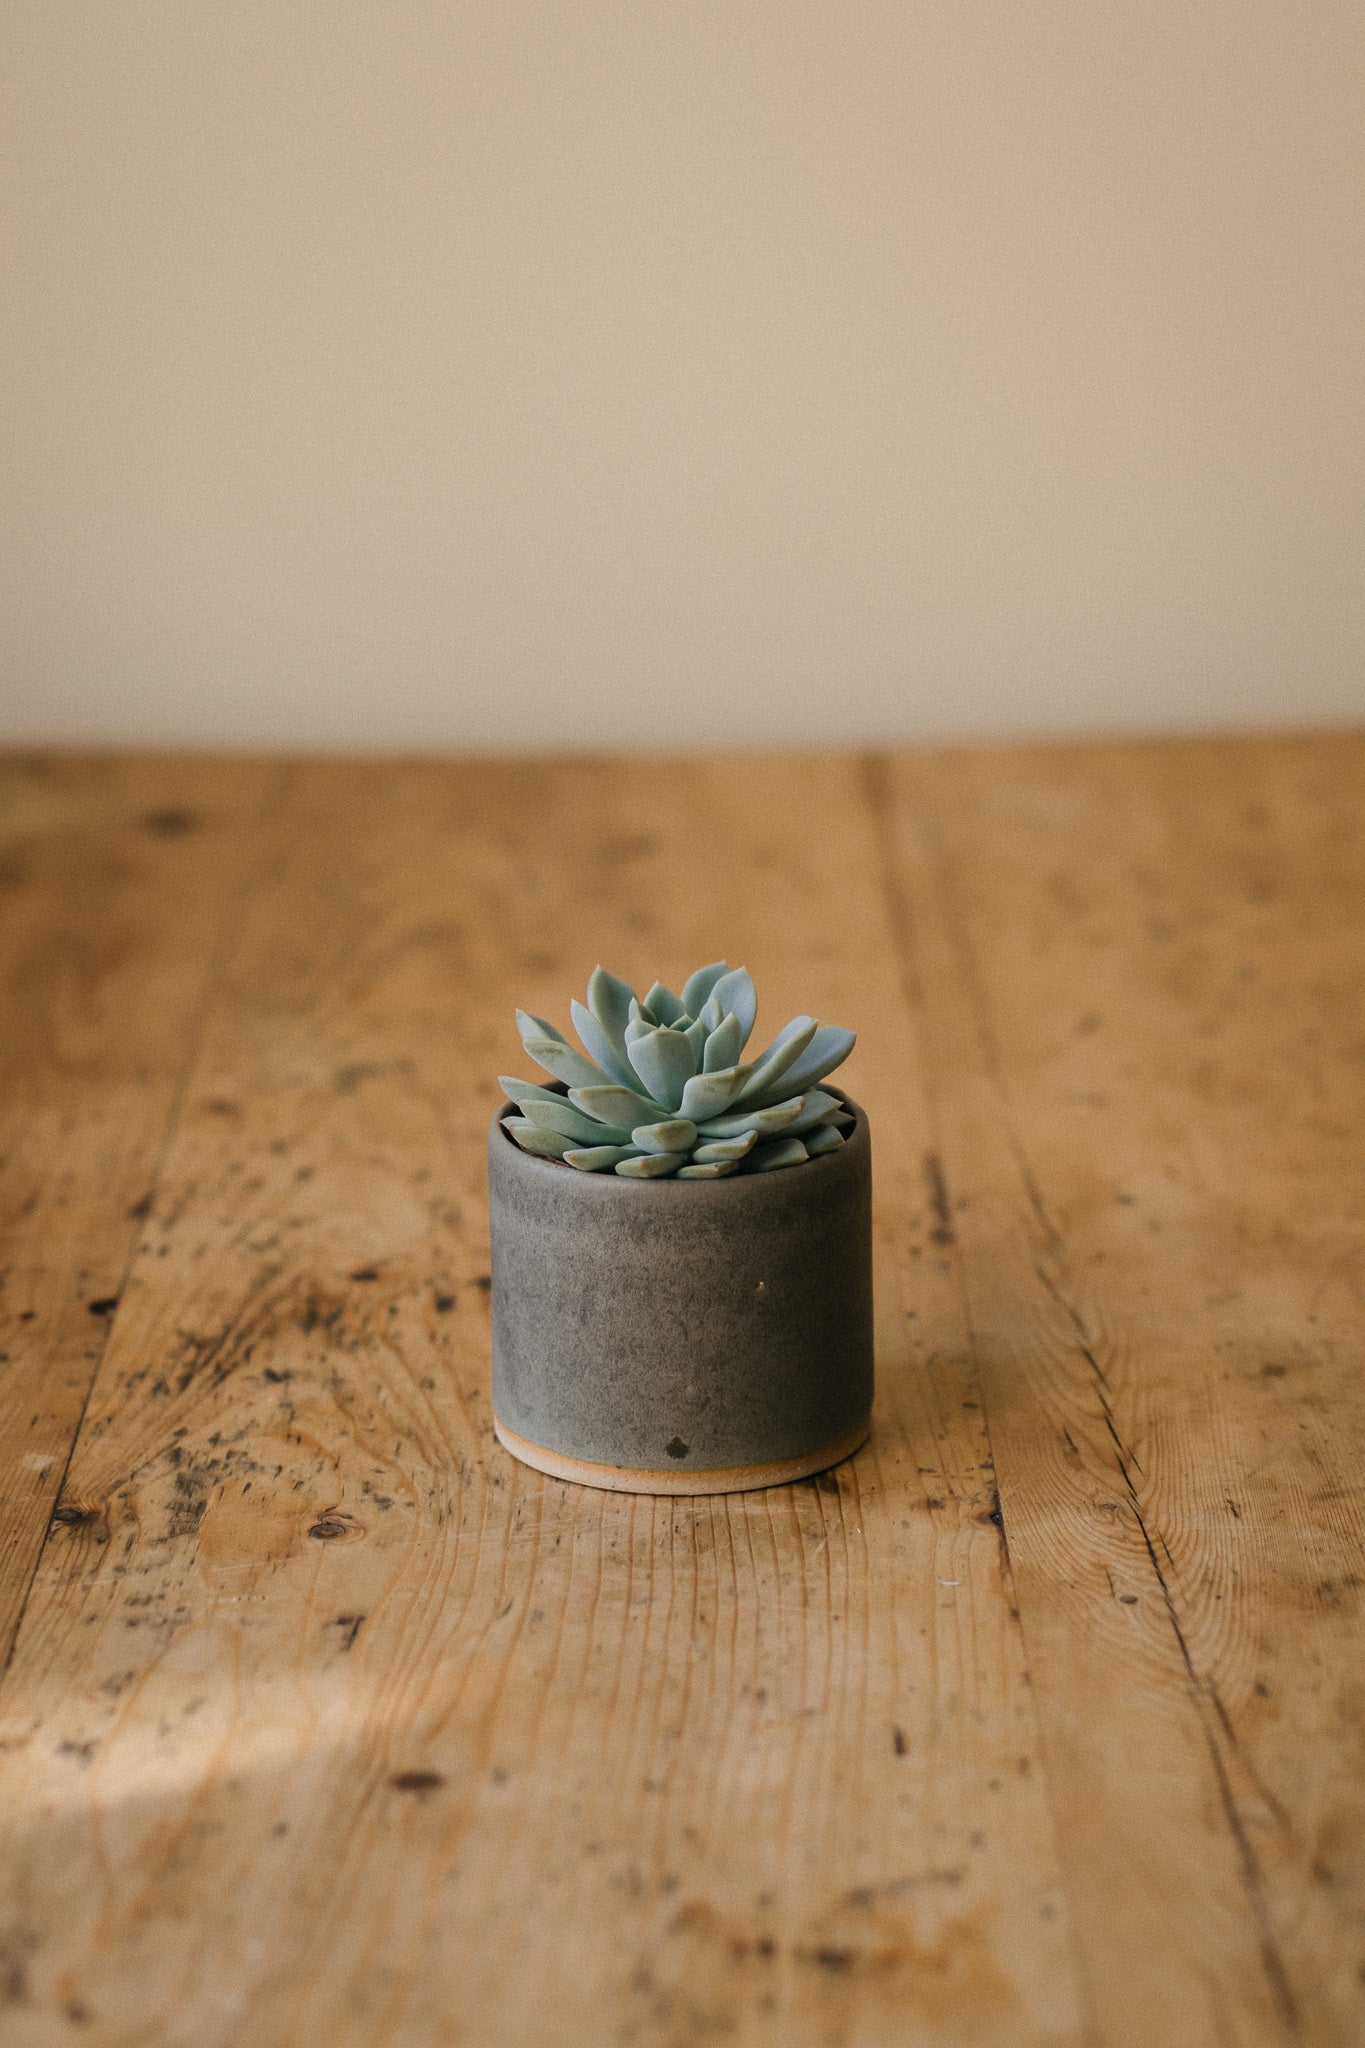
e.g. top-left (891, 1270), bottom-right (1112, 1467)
top-left (493, 1413), bottom-right (871, 1496)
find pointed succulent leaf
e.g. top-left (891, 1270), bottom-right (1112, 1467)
top-left (627, 1026), bottom-right (697, 1110)
top-left (517, 1009), bottom-right (599, 1057)
top-left (678, 1063), bottom-right (754, 1122)
top-left (615, 1151), bottom-right (683, 1178)
top-left (503, 1118), bottom-right (573, 1159)
top-left (587, 965), bottom-right (636, 1043)
top-left (641, 982), bottom-right (687, 1027)
top-left (782, 1088), bottom-right (843, 1135)
top-left (568, 1082), bottom-right (665, 1127)
top-left (630, 1119), bottom-right (698, 1155)
top-left (732, 1016), bottom-right (817, 1103)
top-left (498, 1075), bottom-right (569, 1108)
top-left (571, 998), bottom-right (639, 1090)
top-left (694, 1094), bottom-right (807, 1139)
top-left (710, 968), bottom-right (757, 1048)
top-left (702, 1011), bottom-right (744, 1073)
top-left (746, 1026), bottom-right (856, 1108)
top-left (508, 970), bottom-right (853, 1181)
top-left (691, 1130), bottom-right (758, 1163)
top-left (750, 1135), bottom-right (810, 1172)
top-left (564, 1144), bottom-right (640, 1171)
top-left (518, 1030), bottom-right (607, 1092)
top-left (681, 961), bottom-right (731, 1016)
top-left (515, 1008), bottom-right (556, 1040)
top-left (523, 1096), bottom-right (634, 1145)
top-left (580, 966), bottom-right (640, 1085)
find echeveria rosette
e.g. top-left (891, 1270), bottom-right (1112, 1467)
top-left (500, 963), bottom-right (856, 1177)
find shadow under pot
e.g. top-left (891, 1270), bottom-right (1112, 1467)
top-left (487, 1088), bottom-right (874, 1495)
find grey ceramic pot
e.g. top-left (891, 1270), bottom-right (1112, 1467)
top-left (488, 1089), bottom-right (873, 1494)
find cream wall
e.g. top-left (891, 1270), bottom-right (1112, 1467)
top-left (3, 3), bottom-right (1362, 752)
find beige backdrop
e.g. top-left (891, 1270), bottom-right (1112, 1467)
top-left (3, 2), bottom-right (1362, 752)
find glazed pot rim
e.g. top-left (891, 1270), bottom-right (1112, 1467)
top-left (491, 1083), bottom-right (866, 1196)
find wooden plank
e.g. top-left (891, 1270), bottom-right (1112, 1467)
top-left (0, 755), bottom-right (1087, 2045)
top-left (873, 733), bottom-right (1365, 2047)
top-left (0, 752), bottom-right (273, 1668)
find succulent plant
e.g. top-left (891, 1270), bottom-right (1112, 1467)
top-left (500, 963), bottom-right (856, 1178)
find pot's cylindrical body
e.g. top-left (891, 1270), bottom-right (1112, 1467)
top-left (488, 1094), bottom-right (874, 1494)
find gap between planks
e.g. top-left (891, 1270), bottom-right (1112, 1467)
top-left (0, 752), bottom-right (1088, 2048)
top-left (869, 733), bottom-right (1365, 2048)
top-left (0, 755), bottom-right (283, 1669)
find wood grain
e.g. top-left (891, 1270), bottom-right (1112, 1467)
top-left (0, 755), bottom-right (1083, 2045)
top-left (0, 753), bottom-right (274, 1667)
top-left (874, 733), bottom-right (1365, 2047)
top-left (0, 735), bottom-right (1360, 2046)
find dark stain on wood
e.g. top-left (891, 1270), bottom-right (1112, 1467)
top-left (51, 1503), bottom-right (109, 1544)
top-left (165, 1470), bottom-right (210, 1541)
top-left (922, 1152), bottom-right (956, 1246)
top-left (391, 1771), bottom-right (444, 1795)
top-left (141, 810), bottom-right (197, 837)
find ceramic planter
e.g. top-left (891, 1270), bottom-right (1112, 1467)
top-left (488, 1089), bottom-right (873, 1494)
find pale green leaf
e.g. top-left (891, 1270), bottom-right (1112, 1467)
top-left (504, 1118), bottom-right (573, 1159)
top-left (691, 1130), bottom-right (758, 1163)
top-left (681, 961), bottom-right (731, 1016)
top-left (678, 1062), bottom-right (754, 1122)
top-left (518, 1032), bottom-right (607, 1092)
top-left (564, 1145), bottom-right (640, 1171)
top-left (750, 1135), bottom-right (809, 1172)
top-left (733, 1016), bottom-right (817, 1103)
top-left (630, 1119), bottom-right (699, 1155)
top-left (641, 982), bottom-right (687, 1026)
top-left (702, 1012), bottom-right (744, 1073)
top-left (498, 1075), bottom-right (568, 1108)
top-left (571, 996), bottom-right (637, 1089)
top-left (568, 1082), bottom-right (666, 1127)
top-left (694, 1095), bottom-right (806, 1139)
top-left (588, 965), bottom-right (637, 1043)
top-left (746, 1026), bottom-right (855, 1108)
top-left (627, 1026), bottom-right (697, 1110)
top-left (782, 1088), bottom-right (843, 1135)
top-left (523, 1097), bottom-right (634, 1144)
top-left (710, 968), bottom-right (757, 1048)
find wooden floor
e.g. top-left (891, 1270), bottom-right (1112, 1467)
top-left (0, 735), bottom-right (1362, 2047)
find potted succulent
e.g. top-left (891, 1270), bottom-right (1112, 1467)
top-left (487, 962), bottom-right (873, 1494)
